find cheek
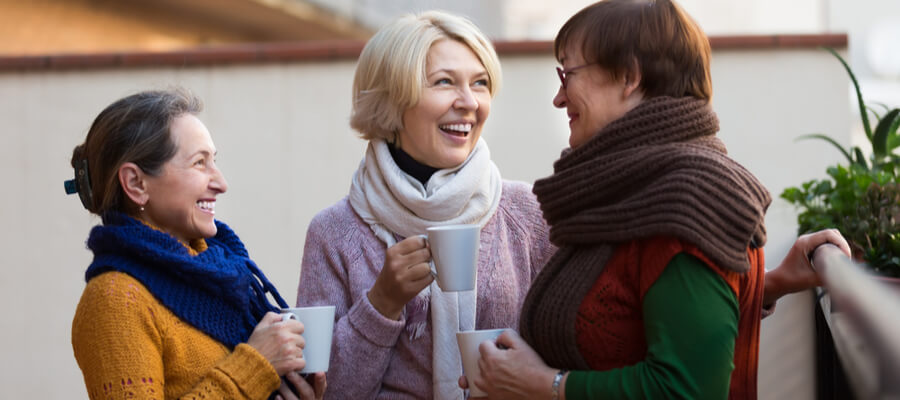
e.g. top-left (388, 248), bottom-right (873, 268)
top-left (478, 95), bottom-right (492, 116)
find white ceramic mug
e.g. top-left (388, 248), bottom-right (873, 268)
top-left (457, 328), bottom-right (508, 397)
top-left (424, 224), bottom-right (480, 292)
top-left (280, 305), bottom-right (336, 373)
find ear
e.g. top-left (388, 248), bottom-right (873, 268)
top-left (622, 64), bottom-right (643, 98)
top-left (118, 162), bottom-right (149, 207)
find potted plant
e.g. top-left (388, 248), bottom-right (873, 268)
top-left (781, 47), bottom-right (900, 278)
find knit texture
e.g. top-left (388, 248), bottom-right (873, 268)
top-left (72, 271), bottom-right (281, 399)
top-left (347, 137), bottom-right (503, 400)
top-left (572, 237), bottom-right (765, 399)
top-left (85, 212), bottom-right (289, 349)
top-left (296, 181), bottom-right (556, 399)
top-left (520, 96), bottom-right (771, 370)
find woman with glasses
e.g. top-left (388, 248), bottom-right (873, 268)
top-left (460, 1), bottom-right (850, 399)
top-left (294, 11), bottom-right (555, 399)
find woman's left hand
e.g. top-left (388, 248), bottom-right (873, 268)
top-left (471, 330), bottom-right (558, 400)
top-left (273, 371), bottom-right (326, 400)
top-left (763, 228), bottom-right (852, 306)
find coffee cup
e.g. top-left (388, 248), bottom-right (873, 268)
top-left (456, 328), bottom-right (508, 397)
top-left (424, 224), bottom-right (480, 292)
top-left (280, 305), bottom-right (336, 373)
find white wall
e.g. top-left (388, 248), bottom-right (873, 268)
top-left (0, 47), bottom-right (848, 398)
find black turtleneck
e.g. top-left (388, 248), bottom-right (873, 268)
top-left (388, 142), bottom-right (439, 186)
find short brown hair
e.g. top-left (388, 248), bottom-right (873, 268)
top-left (350, 10), bottom-right (502, 141)
top-left (70, 88), bottom-right (202, 215)
top-left (555, 0), bottom-right (712, 101)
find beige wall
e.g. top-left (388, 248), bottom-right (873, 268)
top-left (0, 47), bottom-right (849, 398)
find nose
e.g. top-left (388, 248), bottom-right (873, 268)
top-left (210, 163), bottom-right (228, 194)
top-left (454, 85), bottom-right (479, 111)
top-left (553, 86), bottom-right (567, 108)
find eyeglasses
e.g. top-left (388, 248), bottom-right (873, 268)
top-left (556, 63), bottom-right (594, 89)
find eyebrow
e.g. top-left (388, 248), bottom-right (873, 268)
top-left (427, 68), bottom-right (487, 77)
top-left (189, 149), bottom-right (216, 159)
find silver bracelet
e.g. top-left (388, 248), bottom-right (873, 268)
top-left (552, 369), bottom-right (567, 400)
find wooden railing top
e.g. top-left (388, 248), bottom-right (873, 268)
top-left (0, 34), bottom-right (847, 72)
top-left (814, 245), bottom-right (900, 399)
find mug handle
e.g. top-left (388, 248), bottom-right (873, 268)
top-left (280, 312), bottom-right (298, 322)
top-left (418, 234), bottom-right (438, 279)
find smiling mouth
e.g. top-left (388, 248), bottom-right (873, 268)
top-left (439, 123), bottom-right (472, 137)
top-left (197, 200), bottom-right (216, 214)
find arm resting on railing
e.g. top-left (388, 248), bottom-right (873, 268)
top-left (763, 229), bottom-right (851, 306)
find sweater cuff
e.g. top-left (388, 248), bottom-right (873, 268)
top-left (348, 293), bottom-right (405, 347)
top-left (219, 343), bottom-right (281, 398)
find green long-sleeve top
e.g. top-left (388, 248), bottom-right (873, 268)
top-left (565, 252), bottom-right (739, 399)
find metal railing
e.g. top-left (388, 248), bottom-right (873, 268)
top-left (814, 244), bottom-right (900, 399)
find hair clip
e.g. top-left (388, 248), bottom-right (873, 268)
top-left (64, 159), bottom-right (93, 210)
top-left (64, 179), bottom-right (78, 195)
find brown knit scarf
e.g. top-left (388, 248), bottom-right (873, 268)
top-left (519, 96), bottom-right (772, 370)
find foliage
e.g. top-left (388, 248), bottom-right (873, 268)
top-left (780, 47), bottom-right (900, 277)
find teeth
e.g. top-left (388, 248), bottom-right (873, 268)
top-left (197, 201), bottom-right (216, 213)
top-left (440, 123), bottom-right (472, 133)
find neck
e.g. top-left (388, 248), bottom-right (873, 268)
top-left (388, 141), bottom-right (439, 186)
top-left (136, 216), bottom-right (207, 255)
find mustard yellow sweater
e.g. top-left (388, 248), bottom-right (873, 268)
top-left (72, 271), bottom-right (281, 399)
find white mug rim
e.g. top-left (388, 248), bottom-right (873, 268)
top-left (426, 224), bottom-right (480, 232)
top-left (283, 305), bottom-right (336, 312)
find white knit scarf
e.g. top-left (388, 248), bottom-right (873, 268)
top-left (349, 137), bottom-right (502, 400)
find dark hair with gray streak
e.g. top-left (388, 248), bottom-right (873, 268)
top-left (70, 87), bottom-right (202, 215)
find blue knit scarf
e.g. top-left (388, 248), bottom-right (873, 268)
top-left (84, 212), bottom-right (289, 349)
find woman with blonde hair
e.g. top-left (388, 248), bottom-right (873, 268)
top-left (296, 11), bottom-right (554, 399)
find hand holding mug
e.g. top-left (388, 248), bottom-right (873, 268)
top-left (280, 306), bottom-right (336, 374)
top-left (468, 330), bottom-right (558, 400)
top-left (425, 224), bottom-right (480, 292)
top-left (368, 235), bottom-right (433, 320)
top-left (247, 312), bottom-right (306, 376)
top-left (274, 371), bottom-right (327, 400)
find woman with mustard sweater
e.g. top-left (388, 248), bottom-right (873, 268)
top-left (68, 88), bottom-right (325, 400)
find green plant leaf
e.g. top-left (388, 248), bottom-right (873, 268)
top-left (887, 111), bottom-right (900, 153)
top-left (824, 47), bottom-right (872, 140)
top-left (797, 133), bottom-right (854, 165)
top-left (872, 102), bottom-right (891, 113)
top-left (780, 187), bottom-right (803, 203)
top-left (853, 147), bottom-right (869, 170)
top-left (867, 105), bottom-right (883, 122)
top-left (872, 108), bottom-right (900, 158)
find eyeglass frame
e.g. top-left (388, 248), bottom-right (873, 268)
top-left (556, 63), bottom-right (595, 89)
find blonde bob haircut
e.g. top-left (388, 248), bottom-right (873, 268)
top-left (350, 10), bottom-right (502, 141)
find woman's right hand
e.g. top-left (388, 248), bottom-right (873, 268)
top-left (367, 235), bottom-right (434, 320)
top-left (247, 312), bottom-right (307, 376)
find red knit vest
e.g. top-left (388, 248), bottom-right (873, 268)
top-left (576, 236), bottom-right (765, 400)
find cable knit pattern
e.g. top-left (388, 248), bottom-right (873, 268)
top-left (520, 96), bottom-right (772, 370)
top-left (72, 271), bottom-right (281, 400)
top-left (296, 181), bottom-right (556, 399)
top-left (85, 212), bottom-right (289, 348)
